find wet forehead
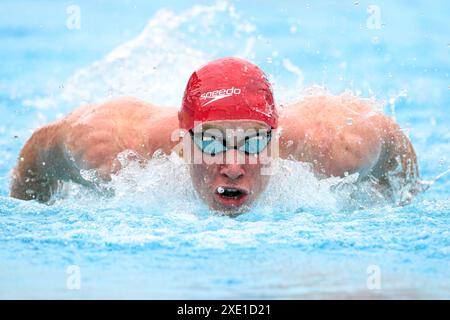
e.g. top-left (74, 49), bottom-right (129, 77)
top-left (200, 120), bottom-right (270, 131)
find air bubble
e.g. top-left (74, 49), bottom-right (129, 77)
top-left (430, 117), bottom-right (436, 126)
top-left (217, 186), bottom-right (225, 194)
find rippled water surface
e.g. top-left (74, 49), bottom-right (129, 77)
top-left (0, 0), bottom-right (449, 298)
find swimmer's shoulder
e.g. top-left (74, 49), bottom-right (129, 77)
top-left (282, 94), bottom-right (379, 119)
top-left (65, 96), bottom-right (165, 122)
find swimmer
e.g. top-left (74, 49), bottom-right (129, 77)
top-left (10, 57), bottom-right (419, 214)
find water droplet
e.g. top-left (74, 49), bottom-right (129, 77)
top-left (266, 57), bottom-right (272, 64)
top-left (217, 187), bottom-right (224, 194)
top-left (346, 118), bottom-right (353, 125)
top-left (344, 171), bottom-right (349, 177)
top-left (290, 25), bottom-right (298, 33)
top-left (354, 1), bottom-right (359, 5)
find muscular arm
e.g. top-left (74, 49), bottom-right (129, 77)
top-left (370, 115), bottom-right (419, 200)
top-left (10, 97), bottom-right (179, 202)
top-left (280, 95), bottom-right (419, 196)
top-left (10, 121), bottom-right (81, 201)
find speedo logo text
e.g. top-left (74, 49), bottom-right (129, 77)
top-left (200, 87), bottom-right (241, 106)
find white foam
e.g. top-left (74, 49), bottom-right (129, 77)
top-left (55, 149), bottom-right (387, 217)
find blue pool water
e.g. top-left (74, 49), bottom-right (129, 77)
top-left (0, 0), bottom-right (449, 299)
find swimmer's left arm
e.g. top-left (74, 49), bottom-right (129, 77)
top-left (327, 110), bottom-right (420, 200)
top-left (370, 115), bottom-right (419, 191)
top-left (327, 110), bottom-right (420, 191)
top-left (281, 96), bottom-right (388, 178)
top-left (280, 96), bottom-right (419, 193)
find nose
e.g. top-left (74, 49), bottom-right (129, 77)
top-left (220, 150), bottom-right (245, 180)
top-left (220, 164), bottom-right (245, 180)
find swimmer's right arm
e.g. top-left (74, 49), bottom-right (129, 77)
top-left (10, 119), bottom-right (115, 202)
top-left (10, 121), bottom-right (74, 202)
top-left (10, 98), bottom-right (175, 202)
top-left (10, 99), bottom-right (132, 202)
top-left (9, 113), bottom-right (123, 202)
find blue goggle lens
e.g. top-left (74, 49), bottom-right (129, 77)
top-left (190, 131), bottom-right (272, 155)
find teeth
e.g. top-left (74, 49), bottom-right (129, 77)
top-left (216, 187), bottom-right (246, 199)
top-left (217, 187), bottom-right (240, 193)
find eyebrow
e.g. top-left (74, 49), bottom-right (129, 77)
top-left (201, 124), bottom-right (268, 131)
top-left (200, 129), bottom-right (270, 140)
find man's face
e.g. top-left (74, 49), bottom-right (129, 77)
top-left (187, 120), bottom-right (275, 215)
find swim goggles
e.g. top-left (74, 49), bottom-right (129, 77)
top-left (189, 129), bottom-right (272, 156)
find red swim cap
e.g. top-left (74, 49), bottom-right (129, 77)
top-left (179, 57), bottom-right (278, 131)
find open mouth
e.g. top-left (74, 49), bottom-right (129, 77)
top-left (214, 186), bottom-right (250, 208)
top-left (216, 186), bottom-right (247, 199)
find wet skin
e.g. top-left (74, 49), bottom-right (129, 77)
top-left (10, 96), bottom-right (419, 213)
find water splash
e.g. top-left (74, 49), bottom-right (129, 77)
top-left (55, 1), bottom-right (257, 110)
top-left (52, 148), bottom-right (391, 219)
